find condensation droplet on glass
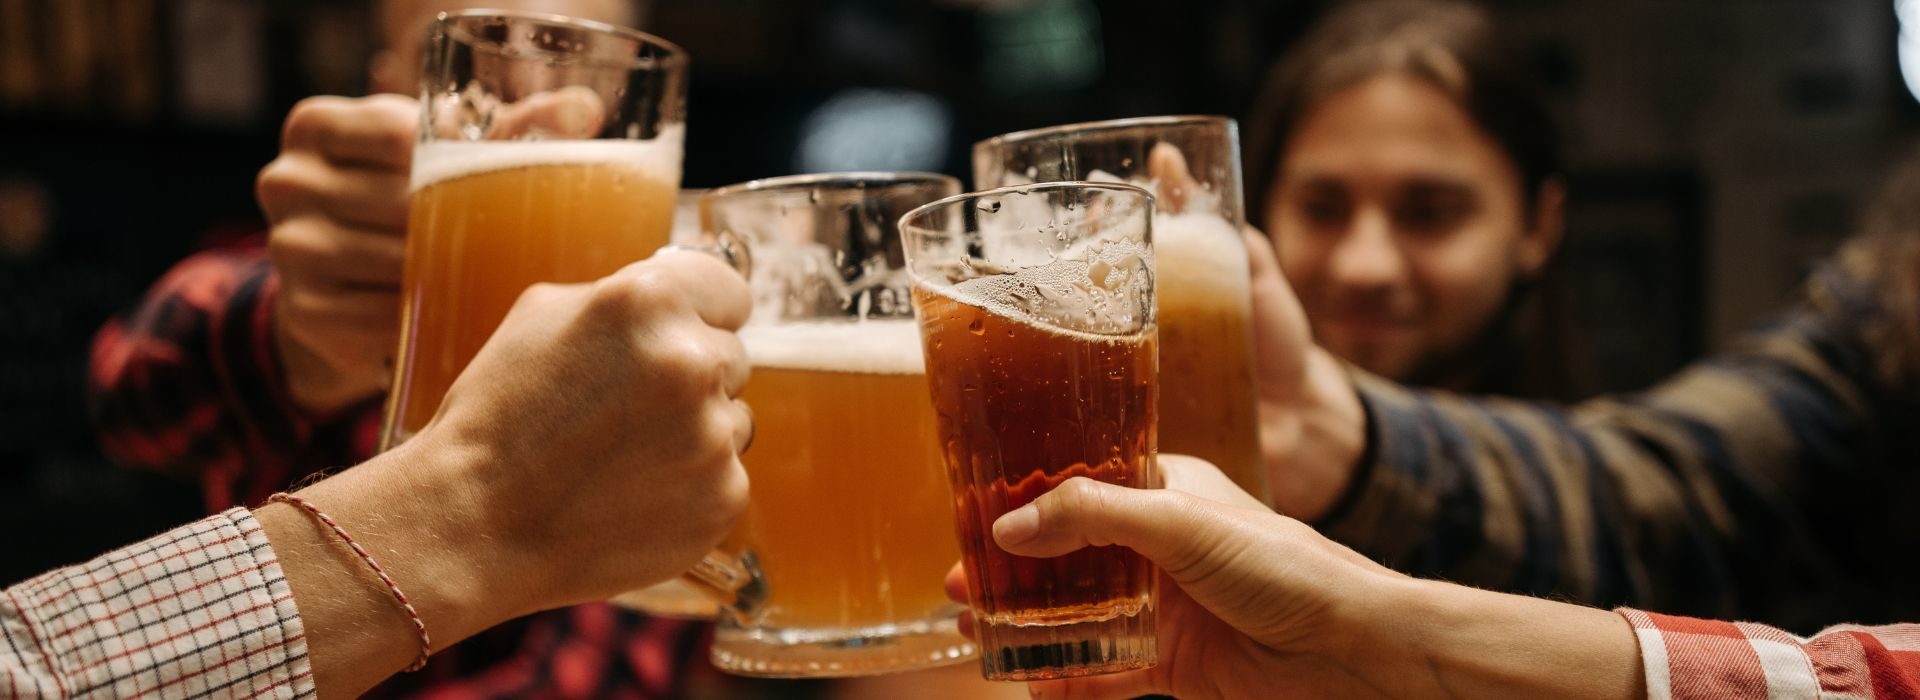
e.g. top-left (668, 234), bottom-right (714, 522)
top-left (967, 317), bottom-right (986, 335)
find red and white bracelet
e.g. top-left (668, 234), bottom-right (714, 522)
top-left (268, 492), bottom-right (433, 671)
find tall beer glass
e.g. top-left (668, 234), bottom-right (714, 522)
top-left (901, 182), bottom-right (1161, 681)
top-left (383, 11), bottom-right (687, 447)
top-left (973, 117), bottom-right (1269, 506)
top-left (702, 173), bottom-right (973, 677)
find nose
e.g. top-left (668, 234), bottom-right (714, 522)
top-left (1325, 207), bottom-right (1405, 291)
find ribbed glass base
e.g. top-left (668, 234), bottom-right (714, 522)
top-left (711, 615), bottom-right (976, 678)
top-left (976, 597), bottom-right (1158, 681)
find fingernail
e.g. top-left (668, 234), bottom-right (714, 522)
top-left (993, 504), bottom-right (1040, 547)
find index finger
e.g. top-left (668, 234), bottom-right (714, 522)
top-left (637, 248), bottom-right (753, 331)
top-left (284, 94), bottom-right (418, 171)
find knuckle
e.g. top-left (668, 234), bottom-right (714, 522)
top-left (658, 335), bottom-right (722, 391)
top-left (1049, 477), bottom-right (1107, 522)
top-left (255, 159), bottom-right (316, 211)
top-left (586, 272), bottom-right (662, 319)
top-left (283, 96), bottom-right (344, 145)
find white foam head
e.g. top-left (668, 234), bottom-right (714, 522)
top-left (739, 319), bottom-right (926, 374)
top-left (1153, 210), bottom-right (1250, 290)
top-left (410, 124), bottom-right (685, 191)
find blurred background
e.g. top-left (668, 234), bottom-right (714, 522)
top-left (2, 0), bottom-right (1916, 583)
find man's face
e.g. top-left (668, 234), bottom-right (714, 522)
top-left (1263, 75), bottom-right (1555, 382)
top-left (370, 0), bottom-right (637, 95)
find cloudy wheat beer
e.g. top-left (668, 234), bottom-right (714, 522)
top-left (733, 321), bottom-right (961, 628)
top-left (380, 11), bottom-right (688, 448)
top-left (974, 117), bottom-right (1268, 505)
top-left (1153, 211), bottom-right (1261, 492)
top-left (902, 182), bottom-right (1160, 682)
top-left (701, 173), bottom-right (973, 677)
top-left (385, 141), bottom-right (680, 444)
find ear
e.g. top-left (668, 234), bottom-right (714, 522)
top-left (1514, 178), bottom-right (1566, 277)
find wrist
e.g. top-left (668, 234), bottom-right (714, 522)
top-left (1345, 577), bottom-right (1645, 700)
top-left (1267, 348), bottom-right (1367, 520)
top-left (291, 439), bottom-right (538, 644)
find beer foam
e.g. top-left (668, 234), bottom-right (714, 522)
top-left (739, 319), bottom-right (926, 375)
top-left (1154, 211), bottom-right (1251, 296)
top-left (942, 239), bottom-right (1156, 343)
top-left (410, 125), bottom-right (684, 191)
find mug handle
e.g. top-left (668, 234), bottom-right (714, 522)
top-left (654, 234), bottom-right (764, 622)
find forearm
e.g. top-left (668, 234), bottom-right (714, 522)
top-left (1347, 577), bottom-right (1645, 700)
top-left (257, 442), bottom-right (530, 698)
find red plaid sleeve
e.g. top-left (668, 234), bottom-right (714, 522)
top-left (87, 244), bottom-right (381, 510)
top-left (0, 508), bottom-right (314, 699)
top-left (1622, 608), bottom-right (1920, 699)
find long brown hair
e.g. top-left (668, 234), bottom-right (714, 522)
top-left (1243, 0), bottom-right (1588, 399)
top-left (1839, 146), bottom-right (1920, 387)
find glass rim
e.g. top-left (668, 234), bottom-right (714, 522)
top-left (436, 9), bottom-right (688, 72)
top-left (972, 115), bottom-right (1235, 153)
top-left (899, 180), bottom-right (1155, 232)
top-left (705, 171), bottom-right (961, 200)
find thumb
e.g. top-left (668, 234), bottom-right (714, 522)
top-left (992, 477), bottom-right (1222, 577)
top-left (487, 85), bottom-right (609, 139)
top-left (1145, 141), bottom-right (1199, 215)
top-left (1243, 227), bottom-right (1311, 385)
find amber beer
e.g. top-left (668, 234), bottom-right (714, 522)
top-left (383, 138), bottom-right (680, 445)
top-left (913, 284), bottom-right (1159, 679)
top-left (729, 320), bottom-right (963, 631)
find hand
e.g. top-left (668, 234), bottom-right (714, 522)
top-left (947, 456), bottom-right (1401, 699)
top-left (257, 94), bottom-right (416, 415)
top-left (414, 248), bottom-right (754, 606)
top-left (1243, 227), bottom-right (1367, 520)
top-left (952, 457), bottom-right (1642, 700)
top-left (258, 89), bottom-right (614, 417)
top-left (261, 250), bottom-right (754, 696)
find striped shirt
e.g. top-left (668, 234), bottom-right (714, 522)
top-left (1620, 609), bottom-right (1920, 699)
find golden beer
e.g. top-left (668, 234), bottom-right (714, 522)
top-left (718, 320), bottom-right (965, 652)
top-left (385, 138), bottom-right (680, 445)
top-left (1153, 212), bottom-right (1268, 503)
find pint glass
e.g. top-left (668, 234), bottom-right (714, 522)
top-left (702, 173), bottom-right (973, 677)
top-left (383, 11), bottom-right (687, 447)
top-left (973, 117), bottom-right (1268, 505)
top-left (901, 182), bottom-right (1160, 681)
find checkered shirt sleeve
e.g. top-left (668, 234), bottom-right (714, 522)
top-left (0, 508), bottom-right (313, 699)
top-left (1622, 608), bottom-right (1920, 699)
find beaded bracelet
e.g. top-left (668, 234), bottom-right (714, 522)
top-left (268, 492), bottom-right (433, 671)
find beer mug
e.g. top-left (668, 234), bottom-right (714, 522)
top-left (699, 173), bottom-right (975, 677)
top-left (900, 182), bottom-right (1161, 681)
top-left (384, 11), bottom-right (689, 448)
top-left (973, 117), bottom-right (1269, 506)
top-left (386, 12), bottom-right (763, 613)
